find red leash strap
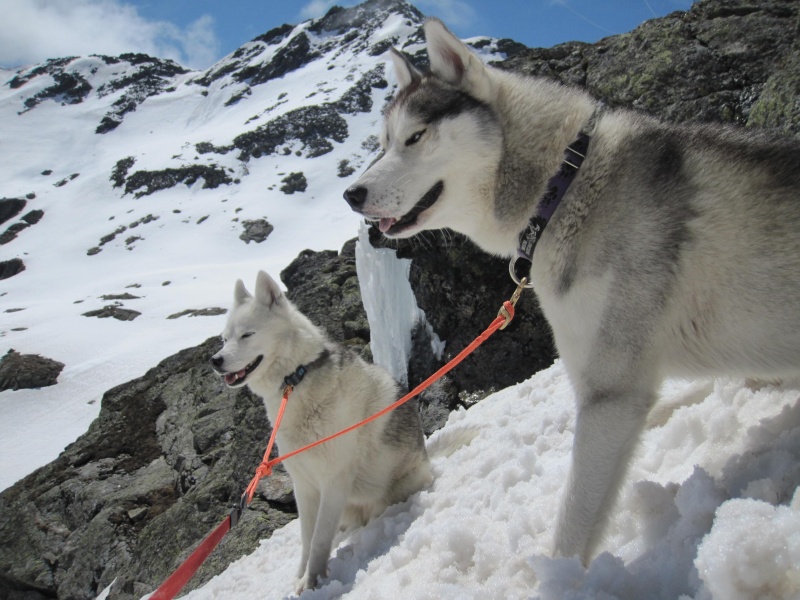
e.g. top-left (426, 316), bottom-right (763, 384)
top-left (148, 281), bottom-right (525, 600)
top-left (150, 390), bottom-right (292, 600)
top-left (150, 516), bottom-right (232, 600)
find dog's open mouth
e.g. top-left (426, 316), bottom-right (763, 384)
top-left (379, 181), bottom-right (444, 236)
top-left (223, 355), bottom-right (263, 386)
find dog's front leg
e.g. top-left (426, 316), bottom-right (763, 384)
top-left (293, 482), bottom-right (320, 581)
top-left (553, 386), bottom-right (654, 564)
top-left (298, 477), bottom-right (353, 591)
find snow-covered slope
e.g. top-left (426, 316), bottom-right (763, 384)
top-left (178, 363), bottom-right (800, 600)
top-left (1, 0), bottom-right (487, 489)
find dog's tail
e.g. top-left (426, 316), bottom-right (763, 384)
top-left (425, 423), bottom-right (481, 459)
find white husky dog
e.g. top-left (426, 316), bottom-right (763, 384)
top-left (210, 271), bottom-right (432, 590)
top-left (344, 19), bottom-right (800, 564)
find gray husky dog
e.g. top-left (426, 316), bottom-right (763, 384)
top-left (210, 271), bottom-right (432, 590)
top-left (344, 19), bottom-right (800, 564)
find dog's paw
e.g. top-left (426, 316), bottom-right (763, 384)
top-left (295, 573), bottom-right (319, 594)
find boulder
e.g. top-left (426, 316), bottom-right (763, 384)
top-left (0, 350), bottom-right (64, 391)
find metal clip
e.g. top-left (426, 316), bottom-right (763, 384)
top-left (498, 277), bottom-right (527, 330)
top-left (229, 493), bottom-right (248, 528)
top-left (508, 257), bottom-right (535, 289)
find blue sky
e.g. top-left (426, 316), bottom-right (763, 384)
top-left (1, 0), bottom-right (694, 70)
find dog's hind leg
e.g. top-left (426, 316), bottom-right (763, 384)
top-left (552, 376), bottom-right (657, 564)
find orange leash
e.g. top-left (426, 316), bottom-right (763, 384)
top-left (243, 291), bottom-right (523, 502)
top-left (150, 280), bottom-right (526, 600)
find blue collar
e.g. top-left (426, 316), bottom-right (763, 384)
top-left (282, 349), bottom-right (331, 390)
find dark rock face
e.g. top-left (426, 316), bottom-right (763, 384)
top-left (7, 54), bottom-right (186, 133)
top-left (0, 350), bottom-right (64, 391)
top-left (240, 32), bottom-right (321, 86)
top-left (21, 71), bottom-right (92, 112)
top-left (334, 65), bottom-right (388, 114)
top-left (0, 258), bottom-right (25, 280)
top-left (232, 105), bottom-right (349, 161)
top-left (0, 338), bottom-right (294, 600)
top-left (94, 54), bottom-right (188, 134)
top-left (280, 239), bottom-right (371, 355)
top-left (500, 0), bottom-right (800, 133)
top-left (280, 172), bottom-right (308, 194)
top-left (82, 305), bottom-right (142, 321)
top-left (1, 209), bottom-right (44, 245)
top-left (0, 198), bottom-right (28, 225)
top-left (111, 157), bottom-right (136, 188)
top-left (123, 165), bottom-right (234, 198)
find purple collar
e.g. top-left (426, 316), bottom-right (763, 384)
top-left (510, 104), bottom-right (604, 287)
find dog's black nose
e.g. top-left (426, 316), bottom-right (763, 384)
top-left (210, 355), bottom-right (223, 368)
top-left (343, 186), bottom-right (367, 210)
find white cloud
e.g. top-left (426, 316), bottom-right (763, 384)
top-left (0, 0), bottom-right (220, 70)
top-left (300, 0), bottom-right (338, 20)
top-left (415, 0), bottom-right (477, 29)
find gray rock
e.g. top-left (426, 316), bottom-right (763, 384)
top-left (0, 349), bottom-right (64, 391)
top-left (500, 0), bottom-right (800, 133)
top-left (280, 172), bottom-right (308, 194)
top-left (0, 338), bottom-right (295, 600)
top-left (82, 305), bottom-right (141, 321)
top-left (0, 198), bottom-right (27, 225)
top-left (239, 218), bottom-right (274, 244)
top-left (280, 239), bottom-right (371, 356)
top-left (0, 258), bottom-right (25, 280)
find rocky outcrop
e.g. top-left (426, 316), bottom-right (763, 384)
top-left (280, 172), bottom-right (308, 194)
top-left (232, 105), bottom-right (349, 161)
top-left (280, 239), bottom-right (371, 357)
top-left (0, 258), bottom-right (25, 280)
top-left (500, 0), bottom-right (800, 134)
top-left (94, 54), bottom-right (188, 134)
top-left (0, 198), bottom-right (28, 225)
top-left (82, 305), bottom-right (142, 321)
top-left (0, 338), bottom-right (294, 600)
top-left (0, 208), bottom-right (44, 245)
top-left (0, 350), bottom-right (64, 391)
top-left (123, 165), bottom-right (234, 198)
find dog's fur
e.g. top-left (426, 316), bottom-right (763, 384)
top-left (344, 19), bottom-right (800, 564)
top-left (210, 271), bottom-right (432, 590)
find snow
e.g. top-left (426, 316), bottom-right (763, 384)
top-left (177, 367), bottom-right (800, 600)
top-left (2, 8), bottom-right (799, 600)
top-left (0, 27), bottom-right (386, 489)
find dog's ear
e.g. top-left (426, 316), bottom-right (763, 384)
top-left (234, 279), bottom-right (251, 306)
top-left (389, 48), bottom-right (421, 90)
top-left (424, 18), bottom-right (493, 101)
top-left (254, 270), bottom-right (284, 308)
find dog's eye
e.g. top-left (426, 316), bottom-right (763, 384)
top-left (405, 129), bottom-right (426, 146)
top-left (241, 332), bottom-right (254, 340)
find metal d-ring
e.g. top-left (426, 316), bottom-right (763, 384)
top-left (508, 257), bottom-right (535, 289)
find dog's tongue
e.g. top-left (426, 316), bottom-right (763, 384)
top-left (224, 370), bottom-right (245, 385)
top-left (379, 217), bottom-right (397, 233)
